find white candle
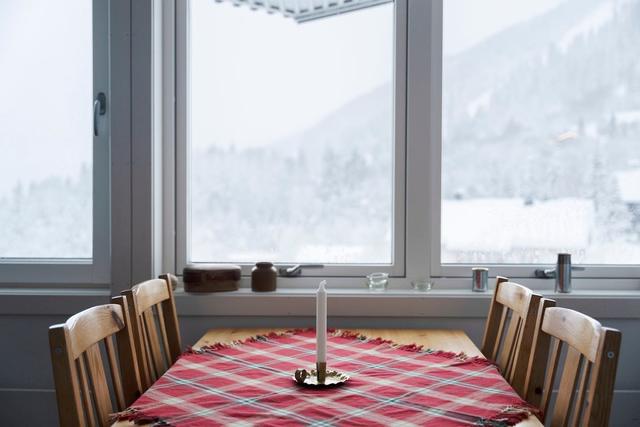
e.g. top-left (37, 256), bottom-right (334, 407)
top-left (316, 280), bottom-right (327, 363)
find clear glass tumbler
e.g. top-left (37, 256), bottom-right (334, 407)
top-left (411, 279), bottom-right (433, 292)
top-left (366, 272), bottom-right (389, 291)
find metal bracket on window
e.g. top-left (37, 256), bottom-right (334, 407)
top-left (534, 266), bottom-right (585, 278)
top-left (278, 264), bottom-right (324, 277)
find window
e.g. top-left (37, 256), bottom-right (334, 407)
top-left (174, 0), bottom-right (638, 285)
top-left (440, 0), bottom-right (640, 271)
top-left (178, 0), bottom-right (406, 276)
top-left (0, 0), bottom-right (109, 283)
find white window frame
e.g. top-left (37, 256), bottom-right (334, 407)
top-left (170, 0), bottom-right (639, 289)
top-left (0, 0), bottom-right (111, 286)
top-left (426, 0), bottom-right (640, 281)
top-left (173, 0), bottom-right (410, 280)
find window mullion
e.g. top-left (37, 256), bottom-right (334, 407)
top-left (405, 0), bottom-right (439, 282)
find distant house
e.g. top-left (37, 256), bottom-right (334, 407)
top-left (615, 169), bottom-right (640, 231)
top-left (555, 130), bottom-right (579, 144)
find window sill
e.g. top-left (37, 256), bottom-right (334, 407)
top-left (0, 286), bottom-right (638, 318)
top-left (173, 287), bottom-right (640, 319)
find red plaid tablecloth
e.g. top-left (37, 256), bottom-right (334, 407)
top-left (115, 329), bottom-right (536, 426)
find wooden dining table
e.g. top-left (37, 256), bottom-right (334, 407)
top-left (113, 328), bottom-right (542, 427)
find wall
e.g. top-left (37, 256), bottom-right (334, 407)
top-left (1, 301), bottom-right (639, 426)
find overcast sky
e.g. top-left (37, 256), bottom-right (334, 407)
top-left (0, 0), bottom-right (567, 197)
top-left (189, 1), bottom-right (394, 149)
top-left (191, 0), bottom-right (565, 149)
top-left (444, 0), bottom-right (565, 55)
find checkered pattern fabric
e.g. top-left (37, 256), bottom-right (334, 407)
top-left (115, 330), bottom-right (535, 426)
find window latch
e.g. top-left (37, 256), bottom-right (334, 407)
top-left (278, 264), bottom-right (324, 277)
top-left (93, 92), bottom-right (107, 136)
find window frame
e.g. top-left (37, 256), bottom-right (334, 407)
top-left (429, 0), bottom-right (640, 280)
top-left (171, 0), bottom-right (639, 288)
top-left (0, 0), bottom-right (110, 286)
top-left (174, 0), bottom-right (409, 279)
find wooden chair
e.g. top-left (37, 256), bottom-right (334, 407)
top-left (481, 276), bottom-right (545, 396)
top-left (49, 299), bottom-right (141, 427)
top-left (526, 307), bottom-right (621, 426)
top-left (119, 274), bottom-right (182, 391)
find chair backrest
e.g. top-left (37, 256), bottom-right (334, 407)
top-left (481, 276), bottom-right (544, 395)
top-left (120, 275), bottom-right (182, 390)
top-left (49, 299), bottom-right (141, 427)
top-left (528, 307), bottom-right (621, 426)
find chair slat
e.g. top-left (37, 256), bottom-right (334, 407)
top-left (104, 335), bottom-right (126, 411)
top-left (541, 338), bottom-right (562, 419)
top-left (497, 315), bottom-right (520, 377)
top-left (84, 344), bottom-right (113, 426)
top-left (76, 355), bottom-right (97, 427)
top-left (571, 359), bottom-right (592, 427)
top-left (143, 309), bottom-right (167, 377)
top-left (139, 312), bottom-right (157, 385)
top-left (112, 295), bottom-right (143, 406)
top-left (552, 347), bottom-right (583, 427)
top-left (509, 318), bottom-right (524, 378)
top-left (490, 306), bottom-right (508, 360)
top-left (156, 305), bottom-right (175, 368)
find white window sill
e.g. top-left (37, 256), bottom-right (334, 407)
top-left (0, 285), bottom-right (638, 318)
top-left (172, 287), bottom-right (640, 318)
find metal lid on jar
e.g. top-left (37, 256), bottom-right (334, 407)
top-left (255, 262), bottom-right (274, 268)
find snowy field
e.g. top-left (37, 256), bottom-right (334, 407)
top-left (442, 198), bottom-right (640, 264)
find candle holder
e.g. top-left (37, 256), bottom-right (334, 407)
top-left (293, 365), bottom-right (350, 387)
top-left (317, 361), bottom-right (327, 384)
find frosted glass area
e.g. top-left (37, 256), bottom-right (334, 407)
top-left (442, 0), bottom-right (640, 264)
top-left (188, 1), bottom-right (394, 264)
top-left (0, 0), bottom-right (92, 258)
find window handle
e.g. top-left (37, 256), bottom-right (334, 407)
top-left (278, 264), bottom-right (324, 277)
top-left (93, 92), bottom-right (107, 136)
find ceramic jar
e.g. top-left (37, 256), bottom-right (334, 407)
top-left (251, 262), bottom-right (277, 292)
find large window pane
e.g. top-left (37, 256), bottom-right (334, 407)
top-left (0, 0), bottom-right (92, 258)
top-left (442, 0), bottom-right (640, 264)
top-left (188, 1), bottom-right (394, 264)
